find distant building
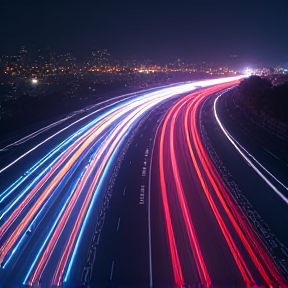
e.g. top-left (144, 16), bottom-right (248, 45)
top-left (19, 44), bottom-right (27, 66)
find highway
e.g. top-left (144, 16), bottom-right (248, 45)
top-left (0, 75), bottom-right (287, 288)
top-left (212, 91), bottom-right (288, 237)
top-left (0, 83), bottom-right (187, 287)
top-left (150, 83), bottom-right (288, 287)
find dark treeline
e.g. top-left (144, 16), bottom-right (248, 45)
top-left (238, 75), bottom-right (288, 123)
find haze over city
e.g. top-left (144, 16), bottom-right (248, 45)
top-left (1, 0), bottom-right (288, 68)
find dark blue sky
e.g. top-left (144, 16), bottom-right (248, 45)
top-left (0, 0), bottom-right (287, 67)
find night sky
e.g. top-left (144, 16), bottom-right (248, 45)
top-left (1, 0), bottom-right (287, 67)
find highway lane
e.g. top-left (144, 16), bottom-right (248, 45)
top-left (216, 90), bottom-right (288, 191)
top-left (151, 83), bottom-right (287, 287)
top-left (0, 85), bottom-right (188, 287)
top-left (88, 100), bottom-right (177, 288)
top-left (0, 77), bottom-right (246, 287)
top-left (0, 85), bottom-right (178, 177)
top-left (0, 85), bottom-right (173, 148)
top-left (203, 90), bottom-right (288, 275)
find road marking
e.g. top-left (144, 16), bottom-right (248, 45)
top-left (147, 122), bottom-right (166, 287)
top-left (123, 187), bottom-right (126, 196)
top-left (139, 185), bottom-right (145, 204)
top-left (110, 261), bottom-right (115, 281)
top-left (116, 218), bottom-right (121, 231)
top-left (261, 145), bottom-right (287, 165)
top-left (0, 95), bottom-right (134, 174)
top-left (214, 94), bottom-right (288, 205)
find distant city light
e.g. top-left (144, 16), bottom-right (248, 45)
top-left (244, 68), bottom-right (253, 76)
top-left (31, 78), bottom-right (38, 84)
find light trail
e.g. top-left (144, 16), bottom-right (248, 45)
top-left (0, 115), bottom-right (73, 152)
top-left (155, 81), bottom-right (287, 286)
top-left (184, 91), bottom-right (255, 285)
top-left (190, 92), bottom-right (286, 285)
top-left (167, 97), bottom-right (210, 284)
top-left (159, 112), bottom-right (185, 287)
top-left (214, 94), bottom-right (288, 204)
top-left (56, 90), bottom-right (179, 285)
top-left (0, 76), bottom-right (247, 287)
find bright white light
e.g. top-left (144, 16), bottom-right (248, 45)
top-left (31, 79), bottom-right (38, 84)
top-left (244, 68), bottom-right (253, 76)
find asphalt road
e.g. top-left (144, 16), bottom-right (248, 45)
top-left (0, 80), bottom-right (213, 287)
top-left (202, 89), bottom-right (288, 246)
top-left (2, 76), bottom-right (285, 288)
top-left (150, 83), bottom-right (288, 287)
top-left (89, 99), bottom-right (179, 288)
top-left (203, 89), bottom-right (288, 279)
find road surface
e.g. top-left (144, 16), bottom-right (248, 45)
top-left (150, 83), bottom-right (287, 287)
top-left (1, 76), bottom-right (287, 287)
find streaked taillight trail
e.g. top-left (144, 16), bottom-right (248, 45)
top-left (3, 76), bottom-right (284, 287)
top-left (156, 81), bottom-right (287, 287)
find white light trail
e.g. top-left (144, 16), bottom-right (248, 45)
top-left (214, 94), bottom-right (288, 205)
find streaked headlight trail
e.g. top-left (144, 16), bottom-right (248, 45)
top-left (1, 75), bottom-right (286, 288)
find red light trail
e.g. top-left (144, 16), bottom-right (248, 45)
top-left (4, 75), bottom-right (283, 288)
top-left (156, 81), bottom-right (287, 287)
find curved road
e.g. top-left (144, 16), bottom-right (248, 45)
top-left (0, 76), bottom-right (287, 288)
top-left (150, 83), bottom-right (287, 287)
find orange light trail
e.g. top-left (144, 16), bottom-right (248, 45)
top-left (1, 76), bottom-right (256, 287)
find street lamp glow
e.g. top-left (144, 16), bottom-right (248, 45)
top-left (31, 79), bottom-right (38, 84)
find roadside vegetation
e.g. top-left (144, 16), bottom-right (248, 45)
top-left (238, 75), bottom-right (288, 123)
